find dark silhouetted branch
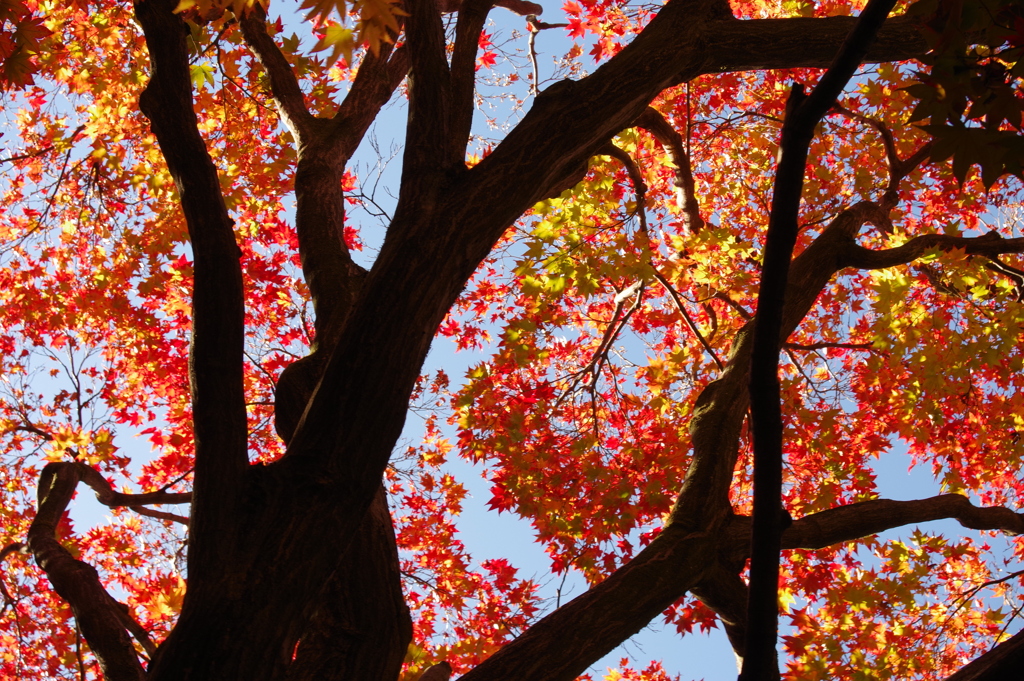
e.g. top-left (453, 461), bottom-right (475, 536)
top-left (27, 463), bottom-right (146, 681)
top-left (742, 2), bottom-right (900, 678)
top-left (134, 0), bottom-right (247, 583)
top-left (842, 232), bottom-right (1024, 270)
top-left (450, 0), bottom-right (493, 153)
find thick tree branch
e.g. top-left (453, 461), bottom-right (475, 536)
top-left (133, 0), bottom-right (247, 581)
top-left (458, 523), bottom-right (720, 681)
top-left (704, 15), bottom-right (927, 75)
top-left (403, 0), bottom-right (454, 180)
top-left (782, 495), bottom-right (1024, 549)
top-left (719, 494), bottom-right (1024, 563)
top-left (26, 463), bottom-right (145, 681)
top-left (842, 232), bottom-right (1024, 270)
top-left (742, 3), bottom-right (898, 677)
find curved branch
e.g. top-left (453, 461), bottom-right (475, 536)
top-left (292, 43), bottom-right (409, 343)
top-left (26, 463), bottom-right (145, 681)
top-left (0, 542), bottom-right (27, 612)
top-left (842, 232), bottom-right (1024, 270)
top-left (635, 107), bottom-right (705, 233)
top-left (598, 141), bottom-right (648, 233)
top-left (717, 495), bottom-right (1024, 568)
top-left (128, 506), bottom-right (190, 525)
top-left (72, 462), bottom-right (191, 525)
top-left (75, 462), bottom-right (191, 508)
top-left (782, 495), bottom-right (1024, 550)
top-left (831, 104), bottom-right (934, 215)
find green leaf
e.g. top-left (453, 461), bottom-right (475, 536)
top-left (189, 62), bottom-right (215, 90)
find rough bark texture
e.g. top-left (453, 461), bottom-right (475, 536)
top-left (21, 0), bottom-right (1024, 679)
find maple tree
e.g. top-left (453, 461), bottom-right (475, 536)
top-left (1, 0), bottom-right (1024, 679)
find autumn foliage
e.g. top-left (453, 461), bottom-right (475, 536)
top-left (0, 0), bottom-right (1023, 679)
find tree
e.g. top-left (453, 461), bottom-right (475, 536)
top-left (0, 0), bottom-right (1023, 679)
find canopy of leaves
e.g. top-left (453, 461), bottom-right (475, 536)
top-left (0, 0), bottom-right (1022, 680)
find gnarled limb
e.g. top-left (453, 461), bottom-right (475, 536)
top-left (27, 462), bottom-right (146, 681)
top-left (45, 462), bottom-right (194, 525)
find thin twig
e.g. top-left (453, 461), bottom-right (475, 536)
top-left (652, 268), bottom-right (724, 371)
